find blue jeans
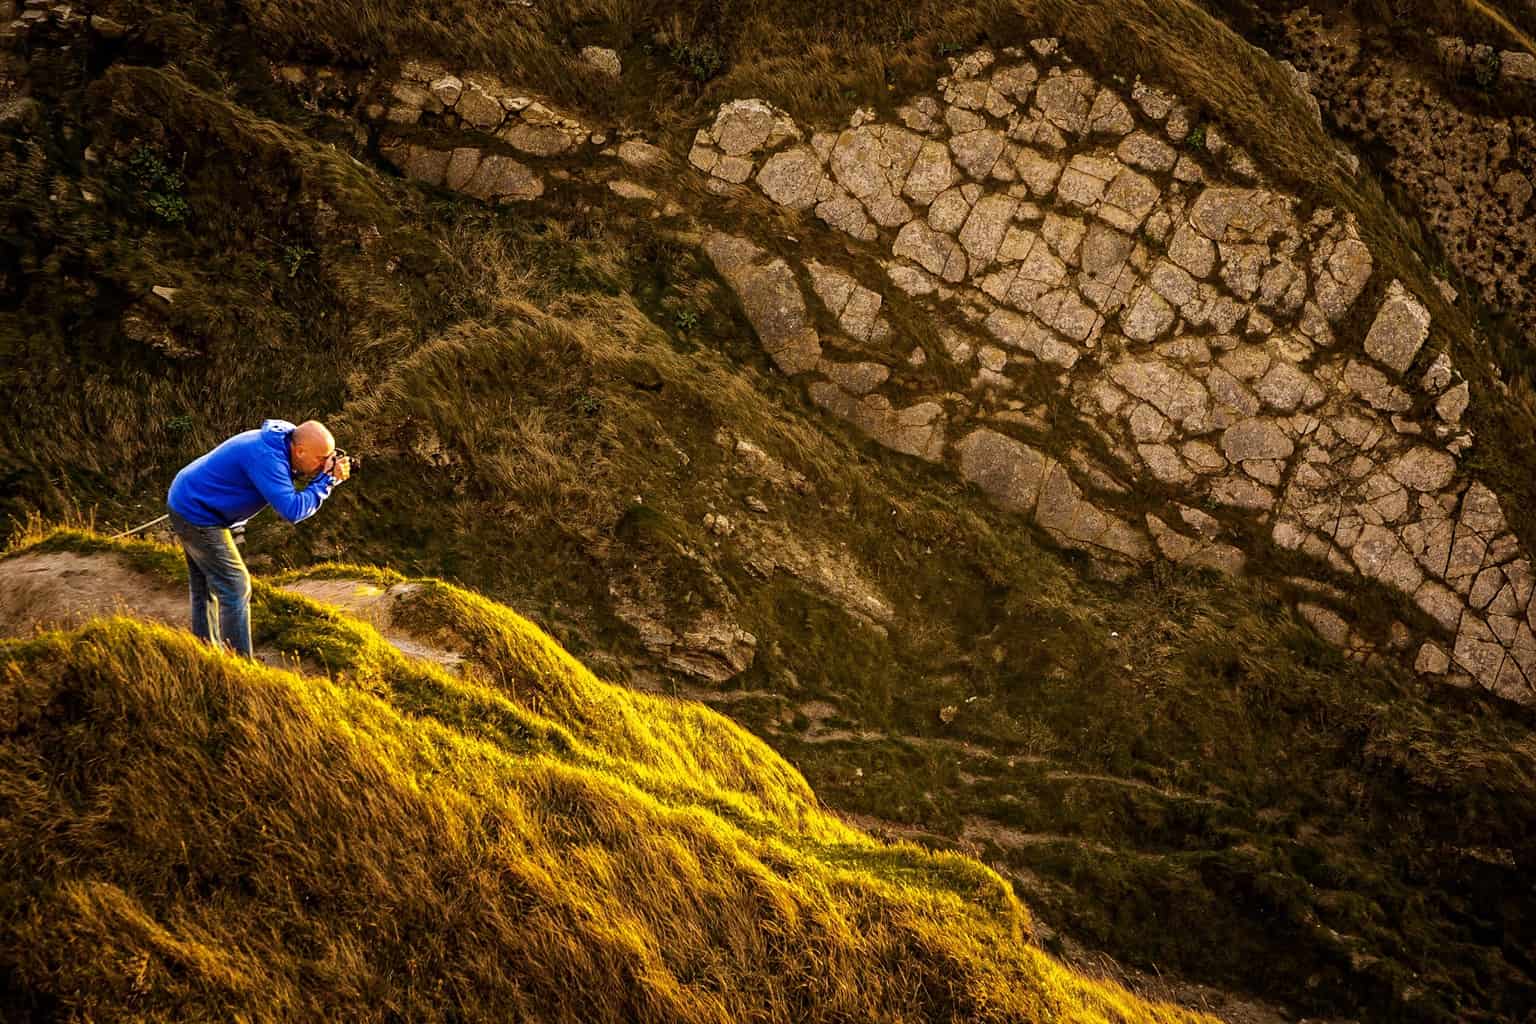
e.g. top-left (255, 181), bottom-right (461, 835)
top-left (167, 509), bottom-right (253, 658)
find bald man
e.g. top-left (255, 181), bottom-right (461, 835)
top-left (166, 419), bottom-right (351, 658)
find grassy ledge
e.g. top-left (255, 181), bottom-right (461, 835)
top-left (0, 528), bottom-right (1210, 1023)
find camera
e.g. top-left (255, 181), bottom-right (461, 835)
top-left (324, 448), bottom-right (360, 477)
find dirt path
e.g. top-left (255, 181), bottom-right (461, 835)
top-left (277, 577), bottom-right (463, 668)
top-left (0, 551), bottom-right (189, 636)
top-left (0, 550), bottom-right (460, 672)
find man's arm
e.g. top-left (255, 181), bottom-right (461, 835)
top-left (250, 451), bottom-right (335, 524)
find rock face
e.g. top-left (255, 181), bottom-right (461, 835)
top-left (690, 44), bottom-right (1536, 701)
top-left (381, 141), bottom-right (544, 200)
top-left (702, 234), bottom-right (821, 375)
top-left (955, 428), bottom-right (1150, 561)
top-left (278, 61), bottom-right (604, 203)
top-left (610, 587), bottom-right (757, 683)
top-left (1284, 12), bottom-right (1536, 374)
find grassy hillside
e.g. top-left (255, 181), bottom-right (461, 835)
top-left (0, 529), bottom-right (1207, 1023)
top-left (4, 0), bottom-right (1536, 1020)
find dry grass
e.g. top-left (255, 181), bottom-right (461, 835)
top-left (0, 529), bottom-right (1213, 1023)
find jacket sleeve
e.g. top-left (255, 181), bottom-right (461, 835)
top-left (249, 448), bottom-right (334, 524)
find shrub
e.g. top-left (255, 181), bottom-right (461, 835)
top-left (123, 145), bottom-right (190, 225)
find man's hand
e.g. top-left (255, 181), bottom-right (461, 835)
top-left (329, 454), bottom-right (352, 483)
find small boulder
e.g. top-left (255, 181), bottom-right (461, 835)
top-left (579, 46), bottom-right (622, 78)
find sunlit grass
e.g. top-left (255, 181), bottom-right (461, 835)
top-left (0, 528), bottom-right (1212, 1022)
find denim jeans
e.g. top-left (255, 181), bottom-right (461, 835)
top-left (167, 509), bottom-right (253, 658)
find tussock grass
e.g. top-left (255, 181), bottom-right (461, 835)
top-left (0, 529), bottom-right (1211, 1023)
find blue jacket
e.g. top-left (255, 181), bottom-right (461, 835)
top-left (168, 419), bottom-right (335, 528)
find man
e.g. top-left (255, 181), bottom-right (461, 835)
top-left (166, 419), bottom-right (351, 658)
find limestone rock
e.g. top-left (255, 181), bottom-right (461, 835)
top-left (819, 359), bottom-right (890, 395)
top-left (893, 221), bottom-right (968, 282)
top-left (1146, 514), bottom-right (1246, 575)
top-left (1057, 154), bottom-right (1118, 208)
top-left (455, 80), bottom-right (508, 129)
top-left (1211, 474), bottom-right (1276, 510)
top-left (1298, 603), bottom-right (1352, 646)
top-left (928, 188), bottom-right (973, 233)
top-left (757, 147), bottom-right (825, 210)
top-left (1419, 352), bottom-right (1454, 393)
top-left (1363, 279), bottom-right (1431, 374)
top-left (904, 141), bottom-right (956, 205)
top-left (1436, 382), bottom-right (1470, 425)
top-left (382, 141), bottom-right (452, 186)
top-left (1343, 360), bottom-right (1411, 413)
top-left (1312, 223), bottom-right (1373, 321)
top-left (1386, 447), bottom-right (1457, 492)
top-left (1012, 147), bottom-right (1064, 196)
top-left (817, 195), bottom-right (877, 242)
top-left (703, 233), bottom-right (822, 375)
top-left (463, 153), bottom-right (544, 201)
top-left (1189, 188), bottom-right (1271, 241)
top-left (949, 129), bottom-right (1007, 179)
top-left (1351, 524), bottom-right (1425, 593)
top-left (712, 99), bottom-right (798, 156)
top-left (993, 62), bottom-right (1040, 101)
top-left (607, 179), bottom-right (656, 201)
top-left (955, 428), bottom-right (1052, 514)
top-left (956, 429), bottom-right (1147, 561)
top-left (1100, 167), bottom-right (1160, 231)
top-left (712, 154), bottom-right (755, 184)
top-left (984, 309), bottom-right (1080, 369)
top-left (805, 261), bottom-right (886, 341)
top-left (957, 195), bottom-right (1017, 266)
top-left (810, 383), bottom-right (946, 461)
top-left (1255, 361), bottom-right (1324, 411)
top-left (579, 46), bottom-right (621, 78)
top-left (429, 75), bottom-right (464, 107)
top-left (1109, 359), bottom-right (1209, 430)
top-left (1117, 131), bottom-right (1178, 173)
top-left (499, 122), bottom-right (576, 157)
top-left (832, 124), bottom-right (922, 198)
top-left (1168, 223), bottom-right (1217, 279)
top-left (1415, 641), bottom-right (1450, 674)
top-left (1222, 417), bottom-right (1294, 462)
top-left (1087, 88), bottom-right (1135, 136)
top-left (1139, 444), bottom-right (1195, 485)
top-left (1033, 460), bottom-right (1151, 561)
top-left (1035, 71), bottom-right (1095, 134)
top-left (1121, 285), bottom-right (1175, 341)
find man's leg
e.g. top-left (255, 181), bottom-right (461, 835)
top-left (169, 511), bottom-right (254, 658)
top-left (170, 511), bottom-right (218, 646)
top-left (200, 529), bottom-right (253, 659)
top-left (183, 548), bottom-right (215, 645)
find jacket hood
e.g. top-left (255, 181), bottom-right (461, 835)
top-left (260, 419), bottom-right (297, 452)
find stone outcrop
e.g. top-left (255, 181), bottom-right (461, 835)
top-left (1285, 12), bottom-right (1536, 362)
top-left (955, 428), bottom-right (1149, 561)
top-left (380, 142), bottom-right (544, 200)
top-left (272, 60), bottom-right (609, 204)
top-left (691, 42), bottom-right (1536, 701)
top-left (702, 234), bottom-right (822, 375)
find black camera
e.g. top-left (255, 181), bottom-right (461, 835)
top-left (324, 447), bottom-right (360, 476)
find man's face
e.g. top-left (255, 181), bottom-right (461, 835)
top-left (291, 438), bottom-right (334, 476)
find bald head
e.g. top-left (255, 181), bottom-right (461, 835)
top-left (289, 420), bottom-right (336, 476)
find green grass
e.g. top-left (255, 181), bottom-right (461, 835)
top-left (0, 529), bottom-right (1216, 1023)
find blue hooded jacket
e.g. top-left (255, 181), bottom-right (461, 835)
top-left (168, 419), bottom-right (335, 528)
